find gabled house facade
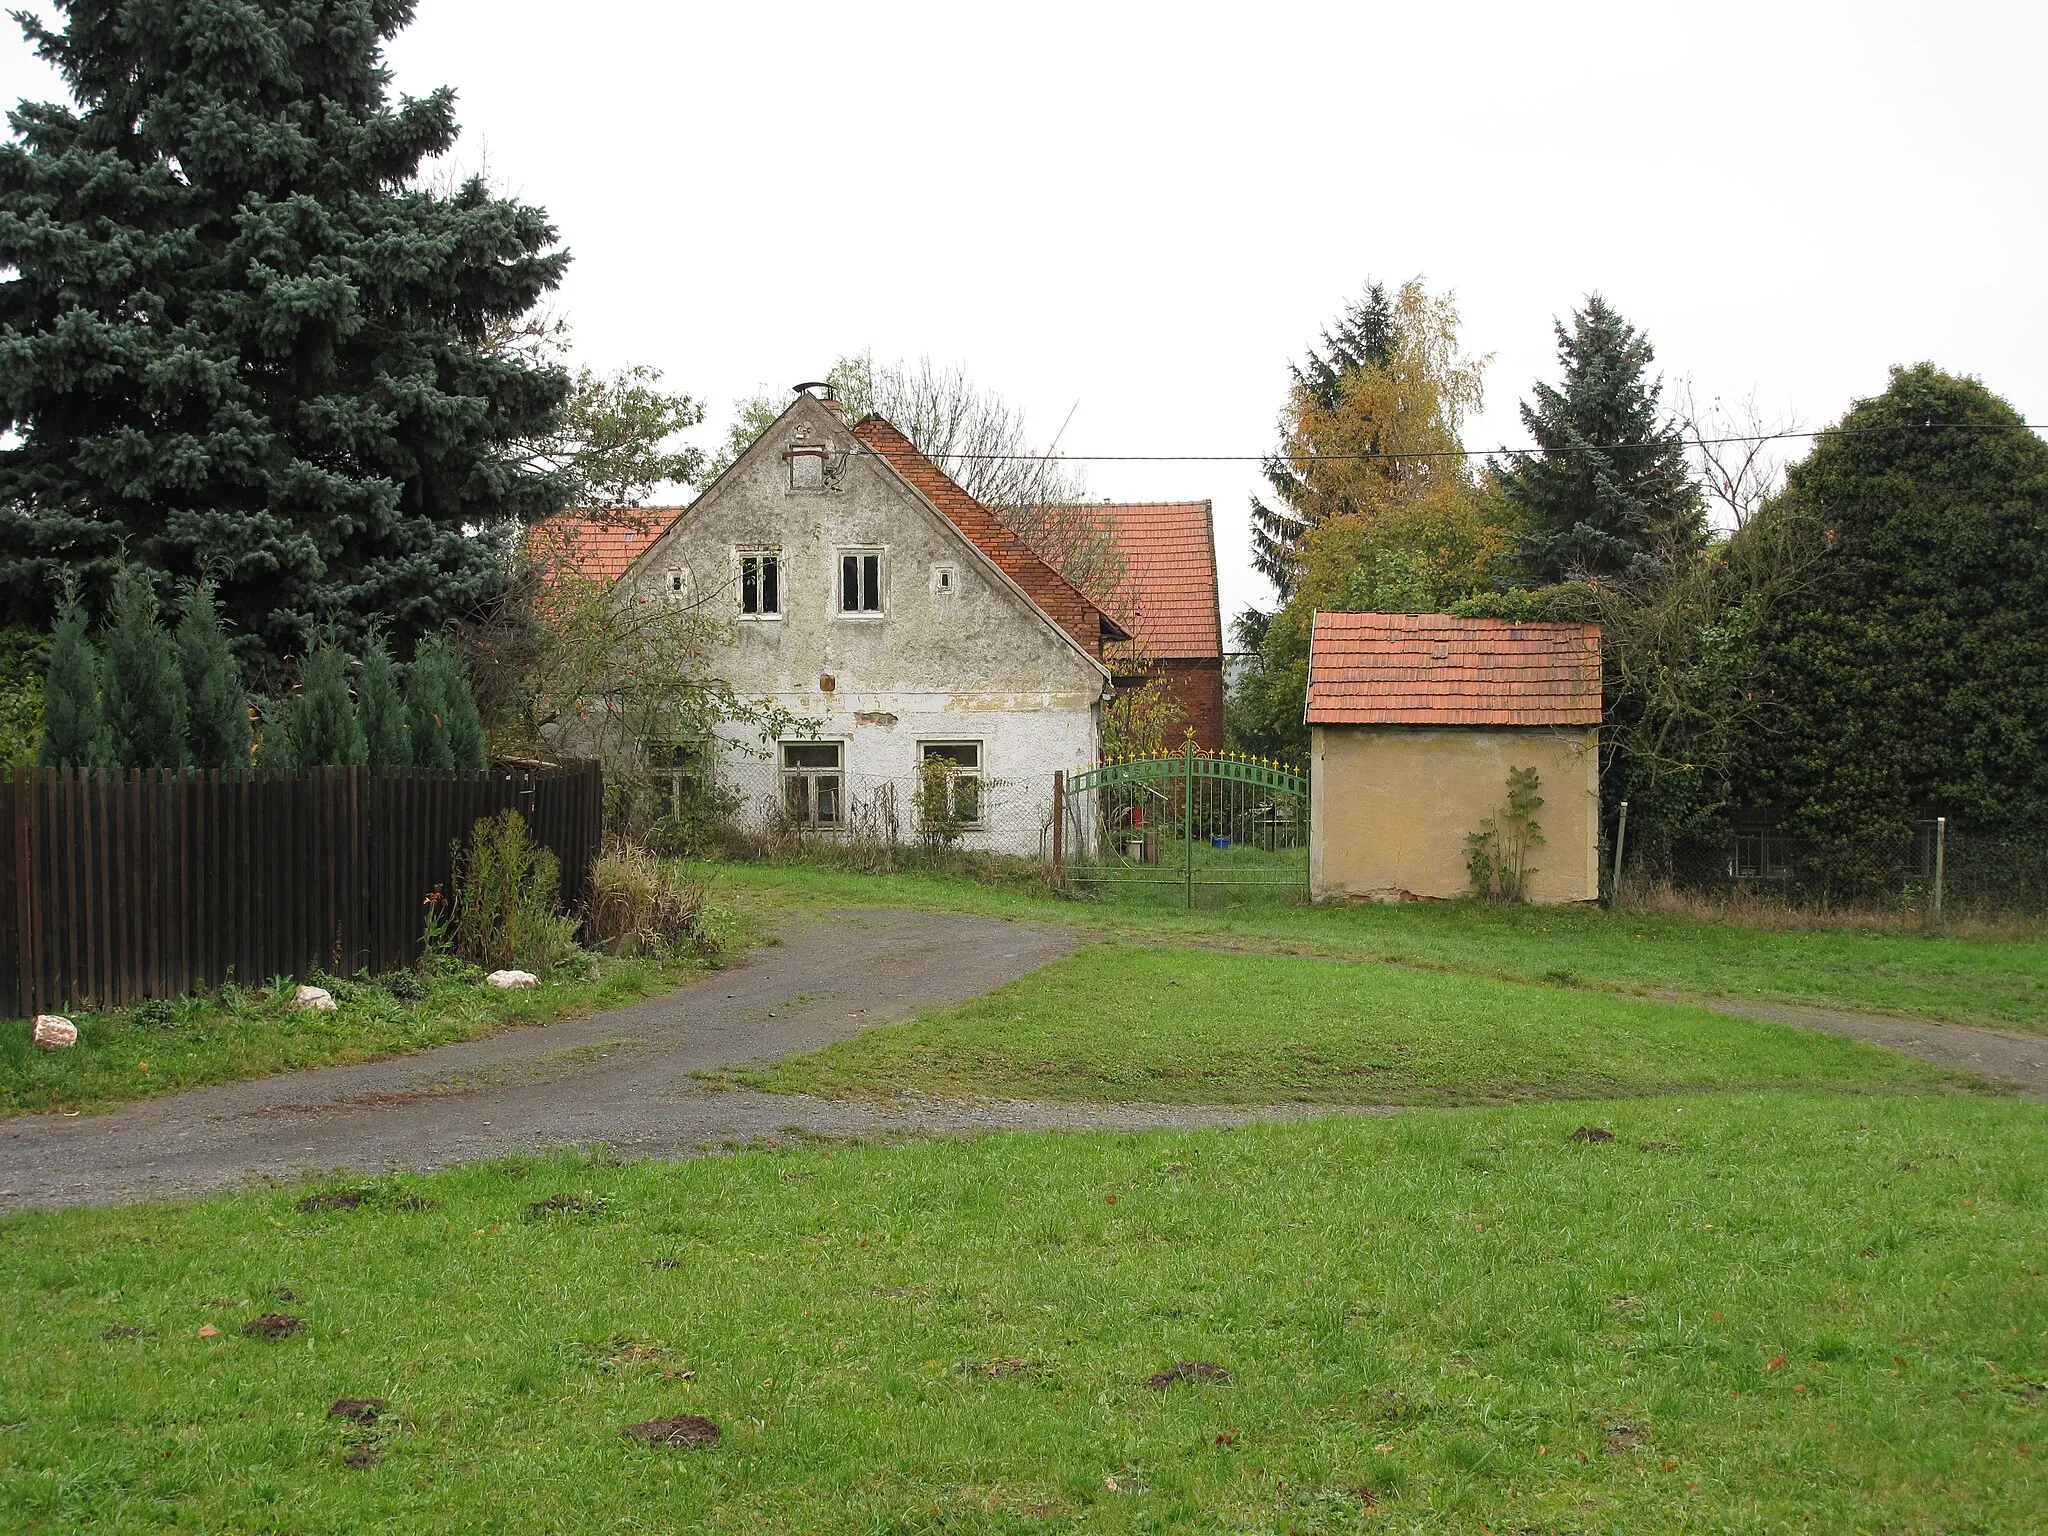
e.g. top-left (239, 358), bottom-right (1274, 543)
top-left (541, 386), bottom-right (1124, 855)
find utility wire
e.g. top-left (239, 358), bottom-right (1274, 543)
top-left (872, 419), bottom-right (2048, 466)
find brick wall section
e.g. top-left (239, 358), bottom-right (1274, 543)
top-left (1143, 657), bottom-right (1225, 752)
top-left (852, 415), bottom-right (1115, 660)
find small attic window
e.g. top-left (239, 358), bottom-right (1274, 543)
top-left (664, 568), bottom-right (692, 607)
top-left (930, 564), bottom-right (958, 597)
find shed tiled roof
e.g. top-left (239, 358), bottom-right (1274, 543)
top-left (1046, 501), bottom-right (1221, 663)
top-left (523, 509), bottom-right (683, 584)
top-left (1305, 612), bottom-right (1602, 727)
top-left (852, 414), bottom-right (1122, 659)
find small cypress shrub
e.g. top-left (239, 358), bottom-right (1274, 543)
top-left (38, 590), bottom-right (103, 768)
top-left (177, 581), bottom-right (251, 771)
top-left (99, 567), bottom-right (188, 769)
top-left (252, 694), bottom-right (293, 776)
top-left (404, 638), bottom-right (456, 771)
top-left (289, 643), bottom-right (366, 770)
top-left (357, 632), bottom-right (409, 771)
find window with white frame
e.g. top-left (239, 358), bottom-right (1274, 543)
top-left (930, 563), bottom-right (958, 597)
top-left (838, 549), bottom-right (883, 615)
top-left (919, 741), bottom-right (982, 828)
top-left (738, 551), bottom-right (782, 617)
top-left (664, 567), bottom-right (692, 607)
top-left (781, 741), bottom-right (843, 828)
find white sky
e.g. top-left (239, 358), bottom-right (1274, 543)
top-left (6, 1), bottom-right (2044, 626)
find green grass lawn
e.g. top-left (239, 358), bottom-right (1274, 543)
top-left (696, 859), bottom-right (2048, 1030)
top-left (4, 1093), bottom-right (2042, 1533)
top-left (743, 941), bottom-right (1973, 1106)
top-left (0, 956), bottom-right (699, 1118)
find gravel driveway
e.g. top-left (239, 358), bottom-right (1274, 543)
top-left (2, 906), bottom-right (2034, 1213)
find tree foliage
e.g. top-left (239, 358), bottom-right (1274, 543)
top-left (1499, 296), bottom-right (1704, 584)
top-left (1249, 282), bottom-right (1483, 599)
top-left (289, 643), bottom-right (365, 770)
top-left (0, 0), bottom-right (572, 672)
top-left (357, 630), bottom-right (409, 771)
top-left (36, 592), bottom-right (99, 767)
top-left (176, 581), bottom-right (251, 771)
top-left (1742, 364), bottom-right (2048, 892)
top-left (98, 567), bottom-right (187, 769)
top-left (1227, 284), bottom-right (1507, 763)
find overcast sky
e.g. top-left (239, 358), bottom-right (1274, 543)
top-left (6, 1), bottom-right (2043, 625)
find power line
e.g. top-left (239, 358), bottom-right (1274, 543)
top-left (873, 419), bottom-right (2048, 466)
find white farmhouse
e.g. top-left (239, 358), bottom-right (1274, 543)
top-left (538, 385), bottom-right (1125, 855)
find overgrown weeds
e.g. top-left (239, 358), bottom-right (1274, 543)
top-left (585, 842), bottom-right (718, 959)
top-left (1617, 876), bottom-right (2048, 939)
top-left (448, 810), bottom-right (582, 972)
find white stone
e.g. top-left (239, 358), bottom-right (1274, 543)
top-left (32, 1014), bottom-right (77, 1050)
top-left (486, 970), bottom-right (539, 989)
top-left (292, 985), bottom-right (337, 1012)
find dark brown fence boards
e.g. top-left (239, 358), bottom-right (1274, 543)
top-left (0, 762), bottom-right (602, 1016)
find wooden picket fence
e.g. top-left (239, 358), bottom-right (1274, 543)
top-left (0, 762), bottom-right (603, 1017)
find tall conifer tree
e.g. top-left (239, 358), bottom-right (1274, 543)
top-left (1499, 296), bottom-right (1702, 585)
top-left (289, 643), bottom-right (366, 770)
top-left (1249, 284), bottom-right (1400, 597)
top-left (177, 581), bottom-right (250, 770)
top-left (357, 631), bottom-right (409, 771)
top-left (0, 0), bottom-right (573, 668)
top-left (37, 589), bottom-right (102, 767)
top-left (98, 567), bottom-right (187, 769)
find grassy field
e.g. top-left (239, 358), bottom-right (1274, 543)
top-left (3, 1093), bottom-right (2042, 1533)
top-left (745, 941), bottom-right (1971, 1106)
top-left (0, 956), bottom-right (695, 1118)
top-left (696, 859), bottom-right (2048, 1030)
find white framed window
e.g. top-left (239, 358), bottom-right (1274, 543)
top-left (781, 741), bottom-right (843, 828)
top-left (737, 550), bottom-right (782, 618)
top-left (930, 563), bottom-right (958, 597)
top-left (918, 741), bottom-right (983, 828)
top-left (663, 567), bottom-right (693, 607)
top-left (838, 549), bottom-right (883, 615)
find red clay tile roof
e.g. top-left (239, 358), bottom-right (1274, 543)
top-left (851, 415), bottom-right (1120, 660)
top-left (1046, 502), bottom-right (1221, 663)
top-left (1306, 612), bottom-right (1602, 727)
top-left (523, 509), bottom-right (684, 584)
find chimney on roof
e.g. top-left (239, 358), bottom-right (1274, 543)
top-left (792, 380), bottom-right (842, 417)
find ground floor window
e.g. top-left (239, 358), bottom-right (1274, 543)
top-left (918, 741), bottom-right (983, 828)
top-left (643, 740), bottom-right (702, 819)
top-left (781, 741), bottom-right (843, 828)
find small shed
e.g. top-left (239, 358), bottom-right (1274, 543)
top-left (1305, 612), bottom-right (1603, 904)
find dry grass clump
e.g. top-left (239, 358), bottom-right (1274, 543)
top-left (585, 842), bottom-right (717, 959)
top-left (1617, 877), bottom-right (2046, 939)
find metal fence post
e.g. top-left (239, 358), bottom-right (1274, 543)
top-left (1609, 799), bottom-right (1629, 907)
top-left (1051, 770), bottom-right (1064, 886)
top-left (1933, 815), bottom-right (1947, 927)
top-left (1183, 737), bottom-right (1195, 910)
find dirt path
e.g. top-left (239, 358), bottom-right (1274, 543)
top-left (0, 910), bottom-right (1394, 1213)
top-left (1680, 994), bottom-right (2048, 1097)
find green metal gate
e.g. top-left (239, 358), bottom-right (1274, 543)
top-left (1057, 743), bottom-right (1310, 904)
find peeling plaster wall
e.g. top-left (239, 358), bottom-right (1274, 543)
top-left (620, 395), bottom-right (1106, 854)
top-left (1310, 724), bottom-right (1601, 904)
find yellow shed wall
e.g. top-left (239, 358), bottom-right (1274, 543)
top-left (1310, 725), bottom-right (1601, 904)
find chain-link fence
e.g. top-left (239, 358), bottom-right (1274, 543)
top-left (1657, 817), bottom-right (2048, 916)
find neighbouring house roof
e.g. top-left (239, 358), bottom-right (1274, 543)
top-left (523, 509), bottom-right (683, 585)
top-left (1043, 501), bottom-right (1221, 664)
top-left (850, 414), bottom-right (1127, 658)
top-left (1305, 612), bottom-right (1602, 727)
